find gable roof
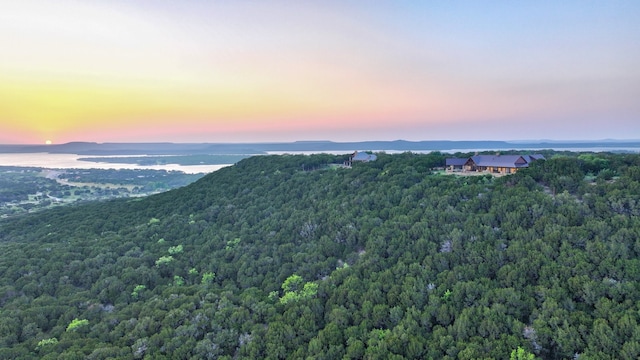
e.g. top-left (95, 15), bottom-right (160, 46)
top-left (446, 158), bottom-right (467, 166)
top-left (468, 155), bottom-right (529, 168)
top-left (524, 154), bottom-right (545, 162)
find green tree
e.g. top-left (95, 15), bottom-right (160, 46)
top-left (510, 346), bottom-right (535, 360)
top-left (66, 318), bottom-right (89, 332)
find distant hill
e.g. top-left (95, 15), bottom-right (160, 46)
top-left (1, 152), bottom-right (640, 358)
top-left (2, 139), bottom-right (640, 155)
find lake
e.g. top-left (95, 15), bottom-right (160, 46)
top-left (0, 153), bottom-right (231, 174)
top-left (2, 147), bottom-right (637, 174)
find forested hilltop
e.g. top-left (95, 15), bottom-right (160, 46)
top-left (1, 152), bottom-right (639, 359)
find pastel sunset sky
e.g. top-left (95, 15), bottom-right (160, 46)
top-left (1, 0), bottom-right (639, 144)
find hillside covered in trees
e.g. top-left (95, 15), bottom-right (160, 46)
top-left (1, 152), bottom-right (640, 359)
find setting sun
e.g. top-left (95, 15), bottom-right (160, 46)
top-left (45, 140), bottom-right (52, 145)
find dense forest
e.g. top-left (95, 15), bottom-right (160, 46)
top-left (1, 151), bottom-right (639, 359)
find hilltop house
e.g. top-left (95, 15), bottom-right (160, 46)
top-left (344, 151), bottom-right (377, 167)
top-left (446, 154), bottom-right (545, 174)
top-left (351, 151), bottom-right (377, 162)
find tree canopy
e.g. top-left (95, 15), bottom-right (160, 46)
top-left (0, 151), bottom-right (639, 359)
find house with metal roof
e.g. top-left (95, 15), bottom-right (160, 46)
top-left (446, 154), bottom-right (545, 174)
top-left (344, 151), bottom-right (377, 167)
top-left (465, 154), bottom-right (545, 174)
top-left (351, 151), bottom-right (377, 162)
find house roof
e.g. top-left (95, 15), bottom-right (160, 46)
top-left (352, 152), bottom-right (377, 162)
top-left (446, 158), bottom-right (467, 166)
top-left (468, 155), bottom-right (529, 168)
top-left (524, 154), bottom-right (545, 162)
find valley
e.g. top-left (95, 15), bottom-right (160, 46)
top-left (0, 167), bottom-right (204, 218)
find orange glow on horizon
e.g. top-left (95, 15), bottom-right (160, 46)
top-left (0, 1), bottom-right (637, 143)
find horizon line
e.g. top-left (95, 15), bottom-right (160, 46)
top-left (3, 138), bottom-right (640, 146)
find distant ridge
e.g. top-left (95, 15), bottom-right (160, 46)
top-left (1, 140), bottom-right (640, 155)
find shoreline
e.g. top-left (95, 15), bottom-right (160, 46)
top-left (0, 153), bottom-right (231, 174)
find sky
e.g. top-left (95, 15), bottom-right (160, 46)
top-left (1, 0), bottom-right (639, 144)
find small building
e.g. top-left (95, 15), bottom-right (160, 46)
top-left (445, 158), bottom-right (467, 172)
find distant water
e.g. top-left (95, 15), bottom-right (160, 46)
top-left (267, 147), bottom-right (640, 155)
top-left (442, 147), bottom-right (640, 154)
top-left (2, 147), bottom-right (637, 173)
top-left (265, 150), bottom-right (349, 155)
top-left (0, 153), bottom-right (230, 174)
